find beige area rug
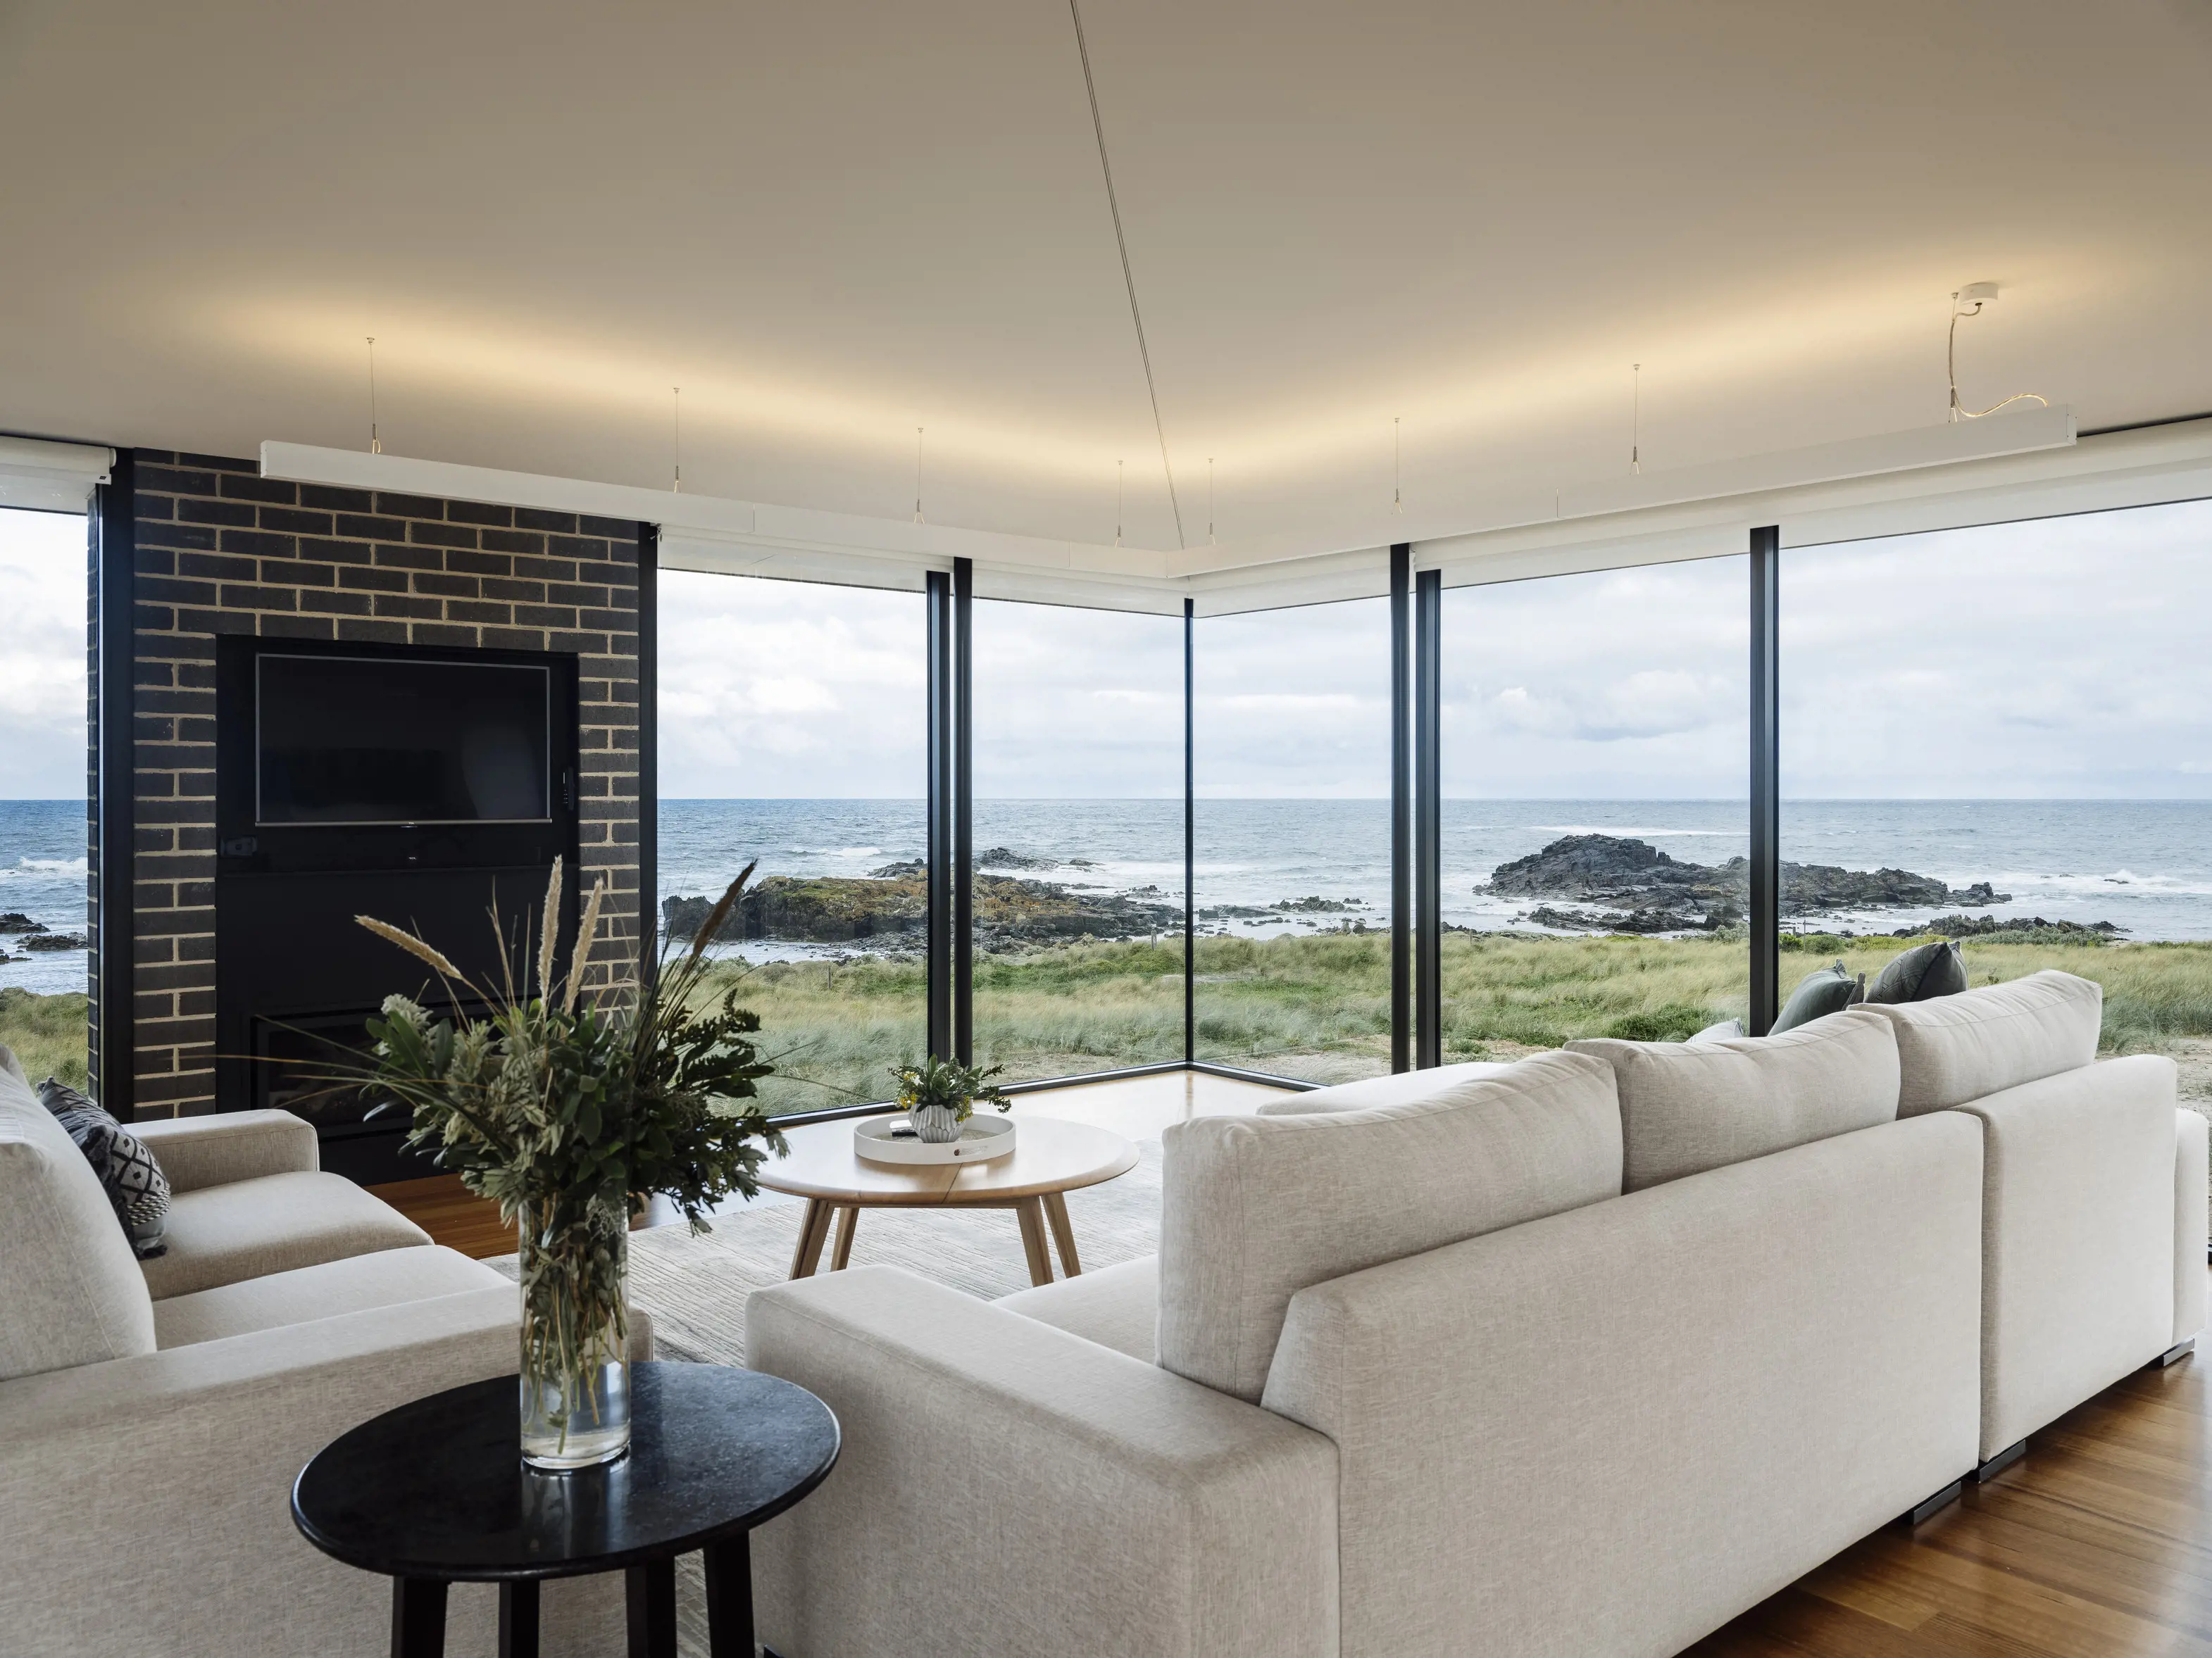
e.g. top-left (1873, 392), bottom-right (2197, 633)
top-left (487, 1143), bottom-right (1166, 1658)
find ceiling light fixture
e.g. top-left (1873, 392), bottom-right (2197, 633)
top-left (1630, 363), bottom-right (1642, 475)
top-left (1948, 283), bottom-right (2047, 422)
top-left (365, 337), bottom-right (382, 454)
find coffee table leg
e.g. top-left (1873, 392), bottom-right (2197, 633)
top-left (625, 1558), bottom-right (678, 1658)
top-left (390, 1576), bottom-right (447, 1658)
top-left (498, 1580), bottom-right (539, 1658)
top-left (1015, 1197), bottom-right (1055, 1286)
top-left (830, 1204), bottom-right (859, 1270)
top-left (1042, 1191), bottom-right (1082, 1276)
top-left (704, 1532), bottom-right (755, 1658)
top-left (788, 1198), bottom-right (834, 1279)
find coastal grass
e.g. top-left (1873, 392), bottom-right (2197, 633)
top-left (11, 931), bottom-right (2212, 1117)
top-left (0, 987), bottom-right (89, 1090)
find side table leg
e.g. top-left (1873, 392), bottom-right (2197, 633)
top-left (830, 1203), bottom-right (860, 1270)
top-left (1042, 1191), bottom-right (1083, 1276)
top-left (390, 1576), bottom-right (447, 1658)
top-left (1015, 1196), bottom-right (1055, 1286)
top-left (788, 1198), bottom-right (834, 1279)
top-left (704, 1533), bottom-right (755, 1658)
top-left (499, 1580), bottom-right (539, 1658)
top-left (626, 1558), bottom-right (678, 1658)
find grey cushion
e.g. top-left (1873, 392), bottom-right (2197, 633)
top-left (1159, 1048), bottom-right (1622, 1402)
top-left (1687, 1019), bottom-right (1744, 1045)
top-left (1568, 1007), bottom-right (1901, 1190)
top-left (1773, 960), bottom-right (1866, 1034)
top-left (1858, 969), bottom-right (2103, 1114)
top-left (0, 1048), bottom-right (158, 1381)
top-left (1866, 938), bottom-right (1968, 1005)
top-left (38, 1077), bottom-right (171, 1258)
top-left (140, 1171), bottom-right (432, 1300)
top-left (153, 1243), bottom-right (508, 1348)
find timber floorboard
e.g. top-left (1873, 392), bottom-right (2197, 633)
top-left (370, 1173), bottom-right (515, 1260)
top-left (1689, 1327), bottom-right (2212, 1657)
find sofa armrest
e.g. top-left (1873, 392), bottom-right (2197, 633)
top-left (745, 1265), bottom-right (1338, 1658)
top-left (0, 1288), bottom-right (621, 1658)
top-left (2177, 1107), bottom-right (2208, 1346)
top-left (135, 1109), bottom-right (320, 1191)
top-left (1956, 1055), bottom-right (2177, 1458)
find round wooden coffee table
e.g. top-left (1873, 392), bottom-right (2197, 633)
top-left (759, 1114), bottom-right (1139, 1287)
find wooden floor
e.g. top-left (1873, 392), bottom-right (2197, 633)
top-left (377, 1080), bottom-right (2212, 1657)
top-left (1691, 1338), bottom-right (2212, 1657)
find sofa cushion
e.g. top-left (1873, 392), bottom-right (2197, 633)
top-left (151, 1243), bottom-right (508, 1348)
top-left (1254, 1060), bottom-right (1513, 1115)
top-left (1866, 938), bottom-right (1968, 1005)
top-left (1568, 1007), bottom-right (1900, 1191)
top-left (139, 1170), bottom-right (432, 1300)
top-left (1857, 969), bottom-right (2101, 1115)
top-left (0, 1045), bottom-right (157, 1381)
top-left (1771, 960), bottom-right (1864, 1034)
top-left (998, 1254), bottom-right (1159, 1363)
top-left (1159, 1048), bottom-right (1621, 1402)
top-left (38, 1076), bottom-right (172, 1258)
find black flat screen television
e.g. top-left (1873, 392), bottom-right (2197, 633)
top-left (256, 653), bottom-right (552, 826)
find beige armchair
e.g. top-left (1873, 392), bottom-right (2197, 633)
top-left (0, 1047), bottom-right (630, 1657)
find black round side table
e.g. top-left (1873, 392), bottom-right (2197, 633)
top-left (292, 1361), bottom-right (839, 1658)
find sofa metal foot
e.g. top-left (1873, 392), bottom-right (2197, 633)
top-left (1897, 1479), bottom-right (1963, 1528)
top-left (2157, 1338), bottom-right (2196, 1369)
top-left (1974, 1439), bottom-right (2027, 1483)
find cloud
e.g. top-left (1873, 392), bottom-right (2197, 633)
top-left (0, 508), bottom-right (87, 799)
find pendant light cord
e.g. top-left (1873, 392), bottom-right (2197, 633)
top-left (1068, 0), bottom-right (1185, 550)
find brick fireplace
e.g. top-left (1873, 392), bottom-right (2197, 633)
top-left (92, 450), bottom-right (653, 1137)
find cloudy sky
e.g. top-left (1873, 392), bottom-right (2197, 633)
top-left (5, 497), bottom-right (2211, 800)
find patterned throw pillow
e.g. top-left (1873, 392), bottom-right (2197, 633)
top-left (38, 1078), bottom-right (170, 1259)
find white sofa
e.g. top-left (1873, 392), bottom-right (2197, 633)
top-left (0, 1047), bottom-right (632, 1658)
top-left (745, 969), bottom-right (2206, 1658)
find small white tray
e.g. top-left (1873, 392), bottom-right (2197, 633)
top-left (854, 1114), bottom-right (1018, 1166)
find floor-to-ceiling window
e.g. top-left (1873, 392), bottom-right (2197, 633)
top-left (1781, 500), bottom-right (2212, 1069)
top-left (969, 598), bottom-right (1185, 1082)
top-left (1194, 596), bottom-right (1394, 1082)
top-left (0, 507), bottom-right (92, 1087)
top-left (1439, 556), bottom-right (1750, 1052)
top-left (656, 570), bottom-right (927, 1114)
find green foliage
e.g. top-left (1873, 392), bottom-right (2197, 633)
top-left (0, 986), bottom-right (89, 1091)
top-left (892, 1053), bottom-right (1009, 1122)
top-left (1601, 1004), bottom-right (1718, 1042)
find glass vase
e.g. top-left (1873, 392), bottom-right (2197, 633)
top-left (517, 1197), bottom-right (632, 1469)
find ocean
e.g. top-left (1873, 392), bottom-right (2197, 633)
top-left (6, 796), bottom-right (2211, 993)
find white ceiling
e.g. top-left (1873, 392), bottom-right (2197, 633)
top-left (3, 0), bottom-right (2208, 556)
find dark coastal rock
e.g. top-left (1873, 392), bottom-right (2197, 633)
top-left (1918, 912), bottom-right (2123, 941)
top-left (868, 860), bottom-right (925, 879)
top-left (1271, 896), bottom-right (1366, 913)
top-left (21, 932), bottom-right (86, 952)
top-left (0, 912), bottom-right (46, 934)
top-left (977, 846), bottom-right (1056, 871)
top-left (1485, 834), bottom-right (2012, 919)
top-left (664, 871), bottom-right (1178, 951)
top-left (1525, 903), bottom-right (1723, 935)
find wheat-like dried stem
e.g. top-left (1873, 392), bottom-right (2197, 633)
top-left (565, 877), bottom-right (607, 1013)
top-left (537, 857), bottom-right (563, 1003)
top-left (357, 915), bottom-right (466, 981)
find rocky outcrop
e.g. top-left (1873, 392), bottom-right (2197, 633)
top-left (663, 871), bottom-right (1180, 952)
top-left (0, 913), bottom-right (46, 934)
top-left (1485, 834), bottom-right (2012, 924)
top-left (1524, 903), bottom-right (1726, 935)
top-left (21, 932), bottom-right (86, 952)
top-left (1916, 912), bottom-right (2123, 941)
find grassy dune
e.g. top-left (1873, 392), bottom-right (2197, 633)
top-left (0, 988), bottom-right (90, 1090)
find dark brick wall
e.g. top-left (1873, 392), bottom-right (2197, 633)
top-left (120, 451), bottom-right (645, 1118)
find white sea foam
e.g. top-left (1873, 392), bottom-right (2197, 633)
top-left (15, 856), bottom-right (87, 874)
top-left (1530, 825), bottom-right (1738, 838)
